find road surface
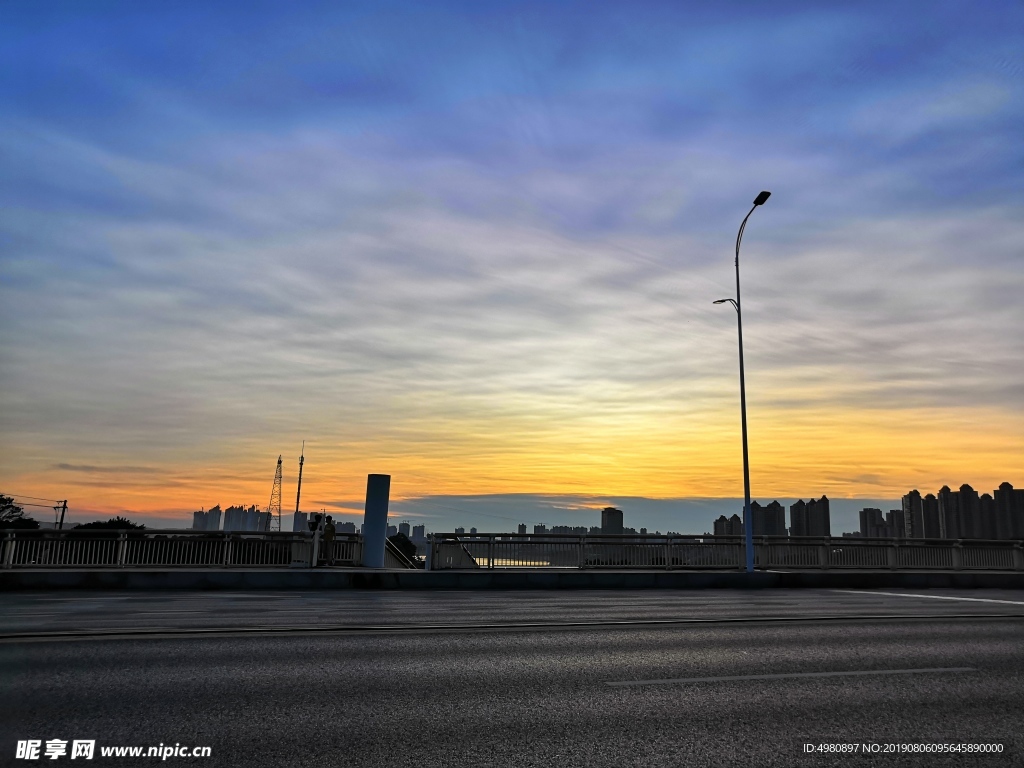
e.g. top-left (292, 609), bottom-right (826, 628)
top-left (2, 589), bottom-right (1022, 766)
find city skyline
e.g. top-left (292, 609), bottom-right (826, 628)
top-left (2, 3), bottom-right (1023, 526)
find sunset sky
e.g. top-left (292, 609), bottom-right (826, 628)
top-left (2, 1), bottom-right (1022, 533)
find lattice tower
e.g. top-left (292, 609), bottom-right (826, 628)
top-left (266, 455), bottom-right (283, 531)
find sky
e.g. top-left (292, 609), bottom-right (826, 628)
top-left (2, 1), bottom-right (1022, 534)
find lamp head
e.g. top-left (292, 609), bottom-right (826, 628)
top-left (753, 190), bottom-right (771, 206)
top-left (713, 299), bottom-right (729, 304)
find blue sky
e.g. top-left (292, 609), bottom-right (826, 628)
top-left (2, 1), bottom-right (1022, 533)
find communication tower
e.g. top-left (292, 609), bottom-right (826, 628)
top-left (266, 455), bottom-right (283, 531)
top-left (295, 441), bottom-right (305, 515)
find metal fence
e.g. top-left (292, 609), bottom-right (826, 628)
top-left (0, 530), bottom-right (363, 569)
top-left (426, 533), bottom-right (1024, 571)
top-left (4, 530), bottom-right (1022, 571)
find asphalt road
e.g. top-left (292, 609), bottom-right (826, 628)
top-left (2, 589), bottom-right (1023, 767)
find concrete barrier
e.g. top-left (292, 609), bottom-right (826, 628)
top-left (3, 568), bottom-right (1024, 590)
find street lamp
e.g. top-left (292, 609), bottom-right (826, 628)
top-left (715, 190), bottom-right (771, 574)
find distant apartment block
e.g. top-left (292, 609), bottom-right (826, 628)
top-left (293, 511), bottom-right (308, 532)
top-left (853, 483), bottom-right (1022, 541)
top-left (550, 525), bottom-right (590, 534)
top-left (601, 507), bottom-right (624, 534)
top-left (398, 521), bottom-right (411, 537)
top-left (750, 500), bottom-right (786, 536)
top-left (789, 496), bottom-right (830, 537)
top-left (713, 513), bottom-right (743, 536)
top-left (995, 482), bottom-right (1024, 539)
top-left (707, 495), bottom-right (833, 539)
top-left (867, 481), bottom-right (1024, 541)
top-left (858, 508), bottom-right (905, 539)
top-left (191, 504), bottom-right (222, 531)
top-left (223, 504), bottom-right (267, 531)
top-left (412, 524), bottom-right (426, 540)
top-left (191, 505), bottom-right (222, 531)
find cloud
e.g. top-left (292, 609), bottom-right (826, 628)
top-left (1, 2), bottom-right (1022, 513)
top-left (850, 80), bottom-right (1012, 146)
top-left (54, 464), bottom-right (166, 475)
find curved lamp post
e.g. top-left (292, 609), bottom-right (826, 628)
top-left (715, 190), bottom-right (771, 574)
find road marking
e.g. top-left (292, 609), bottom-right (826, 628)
top-left (606, 667), bottom-right (977, 687)
top-left (832, 589), bottom-right (1024, 606)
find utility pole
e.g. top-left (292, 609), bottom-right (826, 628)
top-left (57, 500), bottom-right (68, 530)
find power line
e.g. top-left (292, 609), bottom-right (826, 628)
top-left (1, 492), bottom-right (63, 503)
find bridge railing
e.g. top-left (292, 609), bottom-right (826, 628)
top-left (426, 533), bottom-right (1024, 571)
top-left (0, 530), bottom-right (362, 569)
top-left (4, 529), bottom-right (1022, 571)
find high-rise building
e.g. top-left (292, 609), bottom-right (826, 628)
top-left (221, 504), bottom-right (265, 531)
top-left (386, 524), bottom-right (397, 536)
top-left (789, 499), bottom-right (808, 537)
top-left (749, 501), bottom-right (763, 535)
top-left (293, 511), bottom-right (309, 532)
top-left (198, 505), bottom-right (227, 530)
top-left (994, 482), bottom-right (1024, 540)
top-left (958, 484), bottom-right (981, 539)
top-left (789, 497), bottom-right (830, 537)
top-left (243, 505), bottom-right (264, 531)
top-left (859, 508), bottom-right (885, 538)
top-left (601, 507), bottom-right (624, 534)
top-left (978, 493), bottom-right (996, 540)
top-left (751, 500), bottom-right (786, 536)
top-left (223, 505), bottom-right (246, 531)
top-left (337, 521), bottom-right (356, 534)
top-left (937, 485), bottom-right (958, 539)
top-left (806, 496), bottom-right (830, 537)
top-left (902, 490), bottom-right (924, 538)
top-left (517, 524), bottom-right (527, 535)
top-left (885, 510), bottom-right (903, 539)
top-left (922, 493), bottom-right (941, 538)
top-left (713, 514), bottom-right (743, 536)
top-left (206, 505), bottom-right (221, 531)
top-left (412, 524), bottom-right (426, 540)
top-left (398, 521), bottom-right (411, 537)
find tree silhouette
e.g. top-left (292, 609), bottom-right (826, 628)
top-left (0, 495), bottom-right (34, 527)
top-left (74, 516), bottom-right (146, 530)
top-left (388, 532), bottom-right (419, 563)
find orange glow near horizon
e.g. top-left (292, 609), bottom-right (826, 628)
top-left (5, 404), bottom-right (1021, 524)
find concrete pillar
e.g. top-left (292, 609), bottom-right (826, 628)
top-left (362, 474), bottom-right (391, 568)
